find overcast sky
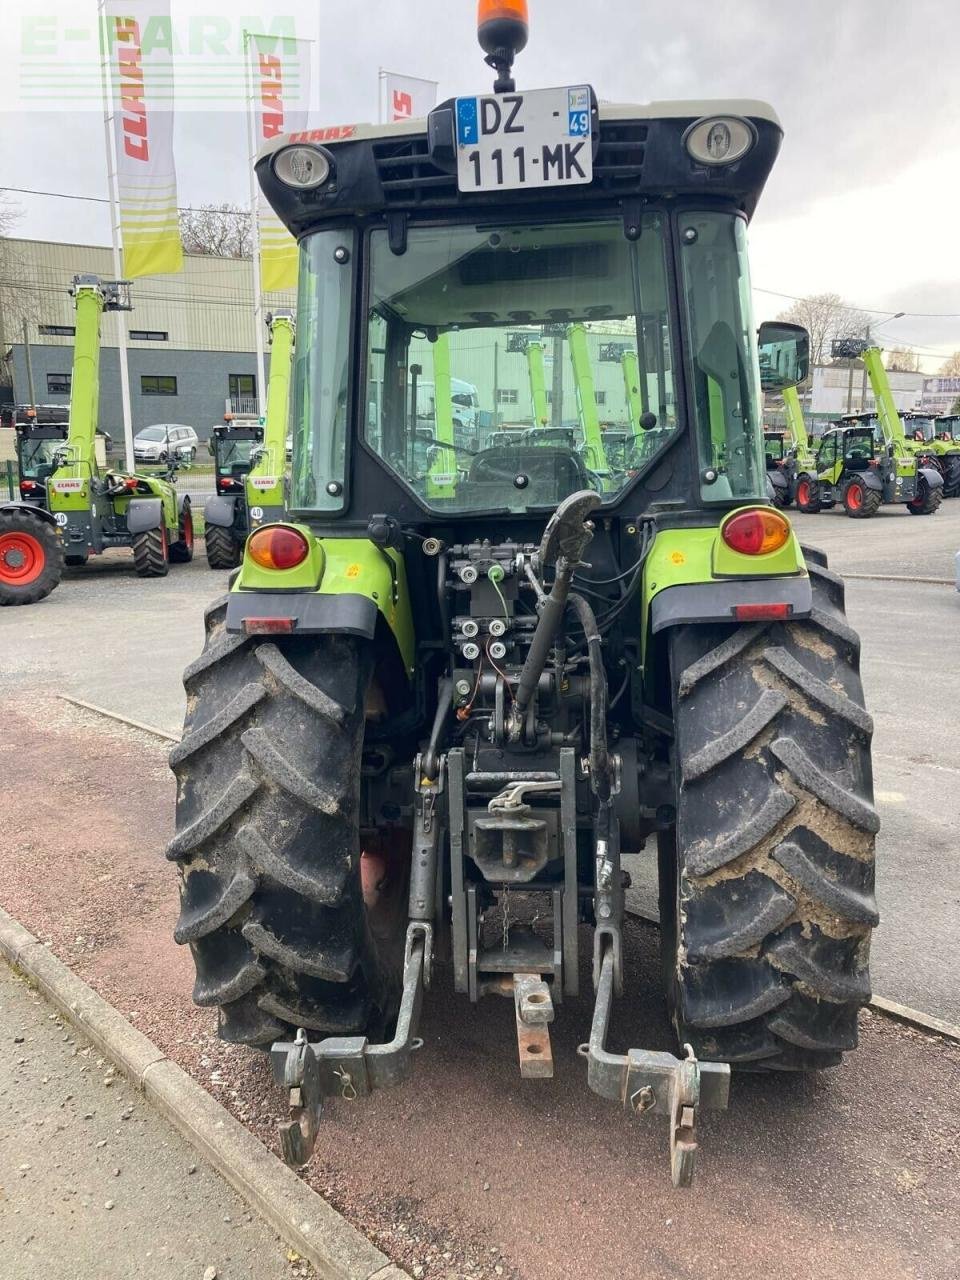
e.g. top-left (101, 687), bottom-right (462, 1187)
top-left (2, 0), bottom-right (959, 366)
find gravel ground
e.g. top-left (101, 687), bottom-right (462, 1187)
top-left (0, 695), bottom-right (957, 1280)
top-left (0, 960), bottom-right (316, 1280)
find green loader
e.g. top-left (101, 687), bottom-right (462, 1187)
top-left (764, 383), bottom-right (817, 510)
top-left (204, 311), bottom-right (296, 569)
top-left (1, 276), bottom-right (194, 604)
top-left (169, 5), bottom-right (879, 1187)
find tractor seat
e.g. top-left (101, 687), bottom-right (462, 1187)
top-left (467, 446), bottom-right (591, 505)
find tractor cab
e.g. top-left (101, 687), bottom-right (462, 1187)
top-left (901, 412), bottom-right (938, 444)
top-left (210, 420), bottom-right (264, 495)
top-left (15, 420), bottom-right (69, 504)
top-left (763, 429), bottom-right (786, 466)
top-left (938, 414), bottom-right (960, 442)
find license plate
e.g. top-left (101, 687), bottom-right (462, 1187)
top-left (455, 85), bottom-right (593, 193)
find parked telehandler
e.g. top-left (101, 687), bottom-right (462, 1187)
top-left (897, 412), bottom-right (960, 497)
top-left (764, 384), bottom-right (817, 509)
top-left (204, 311), bottom-right (295, 569)
top-left (40, 277), bottom-right (195, 571)
top-left (170, 2), bottom-right (879, 1187)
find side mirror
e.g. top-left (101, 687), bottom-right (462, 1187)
top-left (757, 321), bottom-right (809, 392)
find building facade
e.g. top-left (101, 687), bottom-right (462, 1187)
top-left (2, 238), bottom-right (295, 438)
top-left (921, 376), bottom-right (960, 416)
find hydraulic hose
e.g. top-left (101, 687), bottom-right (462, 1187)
top-left (566, 592), bottom-right (612, 803)
top-left (422, 675), bottom-right (454, 782)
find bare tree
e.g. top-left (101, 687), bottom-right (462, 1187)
top-left (886, 346), bottom-right (920, 373)
top-left (937, 351), bottom-right (960, 377)
top-left (179, 203), bottom-right (252, 258)
top-left (776, 292), bottom-right (870, 366)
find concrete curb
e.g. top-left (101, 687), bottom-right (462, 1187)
top-left (868, 994), bottom-right (960, 1044)
top-left (57, 693), bottom-right (182, 743)
top-left (840, 573), bottom-right (954, 586)
top-left (0, 905), bottom-right (407, 1280)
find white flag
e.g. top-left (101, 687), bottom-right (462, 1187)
top-left (382, 72), bottom-right (438, 123)
top-left (247, 34), bottom-right (312, 291)
top-left (105, 1), bottom-right (182, 278)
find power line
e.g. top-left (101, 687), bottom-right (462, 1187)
top-left (2, 185), bottom-right (250, 219)
top-left (5, 184), bottom-right (960, 322)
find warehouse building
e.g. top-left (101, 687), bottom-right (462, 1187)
top-left (1, 238), bottom-right (295, 438)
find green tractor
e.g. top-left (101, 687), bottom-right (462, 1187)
top-left (41, 276), bottom-right (195, 573)
top-left (169, 7), bottom-right (879, 1187)
top-left (204, 311), bottom-right (295, 569)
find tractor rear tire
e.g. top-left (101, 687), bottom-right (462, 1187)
top-left (0, 511), bottom-right (63, 606)
top-left (167, 598), bottom-right (403, 1047)
top-left (843, 478), bottom-right (882, 518)
top-left (942, 456), bottom-right (960, 499)
top-left (132, 524), bottom-right (170, 577)
top-left (662, 554), bottom-right (878, 1071)
top-left (770, 485), bottom-right (790, 510)
top-left (794, 476), bottom-right (820, 514)
top-left (169, 499), bottom-right (195, 564)
top-left (205, 525), bottom-right (242, 571)
top-left (907, 479), bottom-right (942, 515)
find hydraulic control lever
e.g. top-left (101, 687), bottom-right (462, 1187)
top-left (507, 490), bottom-right (600, 737)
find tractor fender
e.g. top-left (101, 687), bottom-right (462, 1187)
top-left (650, 576), bottom-right (813, 634)
top-left (126, 497), bottom-right (163, 534)
top-left (768, 470), bottom-right (789, 494)
top-left (857, 470), bottom-right (884, 494)
top-left (919, 465), bottom-right (944, 491)
top-left (203, 495), bottom-right (239, 528)
top-left (0, 500), bottom-right (58, 527)
top-left (176, 491), bottom-right (192, 514)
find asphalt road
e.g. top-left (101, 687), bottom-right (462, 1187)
top-left (1, 503), bottom-right (959, 1023)
top-left (0, 960), bottom-right (314, 1280)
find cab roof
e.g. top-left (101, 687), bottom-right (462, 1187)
top-left (257, 99), bottom-right (783, 238)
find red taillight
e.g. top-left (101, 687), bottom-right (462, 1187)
top-left (248, 526), bottom-right (310, 571)
top-left (721, 508), bottom-right (791, 556)
top-left (733, 602), bottom-right (791, 622)
top-left (243, 617), bottom-right (296, 634)
top-left (20, 480), bottom-right (36, 492)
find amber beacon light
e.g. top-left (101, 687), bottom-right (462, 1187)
top-left (477, 0), bottom-right (529, 92)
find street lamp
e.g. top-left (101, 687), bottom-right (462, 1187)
top-left (860, 312), bottom-right (906, 411)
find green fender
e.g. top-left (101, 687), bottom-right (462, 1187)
top-left (231, 527), bottom-right (415, 675)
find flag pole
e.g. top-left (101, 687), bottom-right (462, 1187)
top-left (244, 30), bottom-right (267, 418)
top-left (378, 67), bottom-right (385, 124)
top-left (98, 0), bottom-right (135, 473)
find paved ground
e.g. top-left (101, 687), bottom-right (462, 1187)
top-left (1, 502), bottom-right (959, 1279)
top-left (0, 698), bottom-right (957, 1280)
top-left (2, 502), bottom-right (958, 1019)
top-left (0, 959), bottom-right (314, 1280)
